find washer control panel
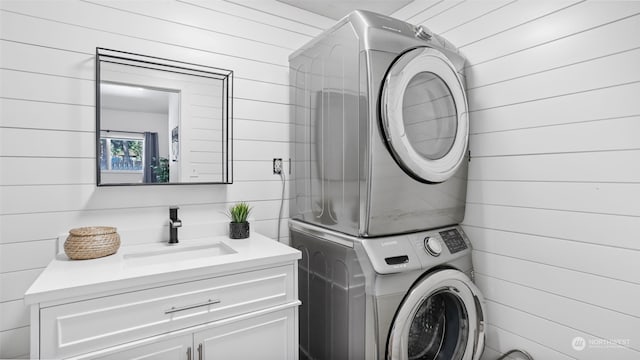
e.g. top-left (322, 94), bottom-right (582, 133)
top-left (423, 237), bottom-right (442, 257)
top-left (439, 228), bottom-right (468, 254)
top-left (358, 225), bottom-right (471, 274)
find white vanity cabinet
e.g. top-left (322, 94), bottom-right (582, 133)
top-left (88, 307), bottom-right (297, 360)
top-left (24, 235), bottom-right (301, 360)
top-left (194, 307), bottom-right (296, 360)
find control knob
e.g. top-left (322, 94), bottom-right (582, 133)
top-left (424, 236), bottom-right (442, 257)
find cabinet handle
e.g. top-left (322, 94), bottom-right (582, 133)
top-left (187, 346), bottom-right (192, 360)
top-left (165, 299), bottom-right (221, 314)
top-left (197, 343), bottom-right (203, 360)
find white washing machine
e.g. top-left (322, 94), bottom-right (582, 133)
top-left (291, 220), bottom-right (486, 360)
top-left (290, 10), bottom-right (470, 237)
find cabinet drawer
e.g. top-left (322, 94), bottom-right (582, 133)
top-left (40, 265), bottom-right (295, 359)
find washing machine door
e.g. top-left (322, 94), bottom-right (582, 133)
top-left (381, 47), bottom-right (468, 183)
top-left (387, 269), bottom-right (485, 360)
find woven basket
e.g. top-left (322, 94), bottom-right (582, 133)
top-left (64, 226), bottom-right (121, 260)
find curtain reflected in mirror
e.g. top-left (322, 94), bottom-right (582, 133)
top-left (96, 48), bottom-right (233, 186)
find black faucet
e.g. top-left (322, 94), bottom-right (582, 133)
top-left (169, 206), bottom-right (182, 244)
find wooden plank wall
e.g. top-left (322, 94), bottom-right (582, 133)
top-left (0, 0), bottom-right (332, 357)
top-left (392, 1), bottom-right (640, 359)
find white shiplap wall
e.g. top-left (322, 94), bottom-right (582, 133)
top-left (0, 0), bottom-right (332, 358)
top-left (393, 1), bottom-right (640, 359)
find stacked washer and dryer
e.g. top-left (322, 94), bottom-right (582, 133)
top-left (289, 10), bottom-right (485, 360)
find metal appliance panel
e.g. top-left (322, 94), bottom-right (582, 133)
top-left (290, 21), bottom-right (364, 236)
top-left (291, 226), bottom-right (366, 360)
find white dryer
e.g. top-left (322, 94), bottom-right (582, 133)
top-left (290, 10), bottom-right (470, 236)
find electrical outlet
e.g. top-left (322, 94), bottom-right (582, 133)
top-left (273, 158), bottom-right (283, 174)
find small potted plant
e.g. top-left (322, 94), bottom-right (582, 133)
top-left (227, 202), bottom-right (252, 239)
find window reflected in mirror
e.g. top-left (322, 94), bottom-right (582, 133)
top-left (96, 48), bottom-right (233, 186)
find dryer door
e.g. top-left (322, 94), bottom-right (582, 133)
top-left (381, 47), bottom-right (468, 183)
top-left (387, 269), bottom-right (485, 360)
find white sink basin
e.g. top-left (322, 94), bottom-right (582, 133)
top-left (124, 242), bottom-right (237, 266)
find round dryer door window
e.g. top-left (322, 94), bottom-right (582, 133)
top-left (381, 47), bottom-right (469, 183)
top-left (387, 270), bottom-right (485, 360)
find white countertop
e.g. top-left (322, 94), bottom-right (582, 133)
top-left (24, 233), bottom-right (301, 305)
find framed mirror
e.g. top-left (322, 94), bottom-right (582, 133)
top-left (96, 48), bottom-right (233, 186)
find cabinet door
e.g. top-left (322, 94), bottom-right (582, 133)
top-left (41, 265), bottom-right (295, 359)
top-left (194, 308), bottom-right (297, 360)
top-left (87, 334), bottom-right (193, 360)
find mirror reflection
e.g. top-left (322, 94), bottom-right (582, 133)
top-left (96, 48), bottom-right (233, 186)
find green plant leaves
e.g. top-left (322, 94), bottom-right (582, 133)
top-left (227, 202), bottom-right (252, 223)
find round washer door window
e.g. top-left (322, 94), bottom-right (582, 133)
top-left (387, 270), bottom-right (485, 360)
top-left (381, 47), bottom-right (469, 183)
